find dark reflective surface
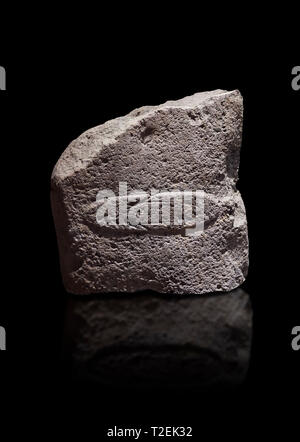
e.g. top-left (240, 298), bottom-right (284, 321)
top-left (63, 288), bottom-right (252, 390)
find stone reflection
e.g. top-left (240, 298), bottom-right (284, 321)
top-left (62, 288), bottom-right (252, 389)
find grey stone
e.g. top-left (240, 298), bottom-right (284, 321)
top-left (63, 289), bottom-right (252, 388)
top-left (51, 89), bottom-right (248, 294)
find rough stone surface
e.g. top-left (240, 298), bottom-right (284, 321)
top-left (51, 89), bottom-right (248, 294)
top-left (63, 289), bottom-right (252, 388)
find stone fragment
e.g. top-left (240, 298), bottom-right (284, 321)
top-left (63, 289), bottom-right (252, 388)
top-left (51, 90), bottom-right (248, 294)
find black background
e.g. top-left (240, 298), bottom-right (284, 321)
top-left (1, 19), bottom-right (299, 439)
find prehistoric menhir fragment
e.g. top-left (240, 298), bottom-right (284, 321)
top-left (51, 90), bottom-right (248, 294)
top-left (63, 289), bottom-right (252, 387)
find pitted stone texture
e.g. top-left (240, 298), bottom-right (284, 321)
top-left (51, 89), bottom-right (248, 294)
top-left (63, 289), bottom-right (252, 388)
